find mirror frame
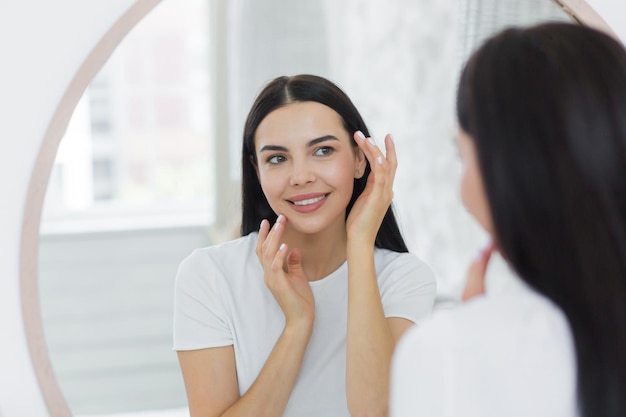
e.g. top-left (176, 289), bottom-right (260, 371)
top-left (17, 0), bottom-right (617, 415)
top-left (553, 0), bottom-right (619, 39)
top-left (19, 1), bottom-right (160, 415)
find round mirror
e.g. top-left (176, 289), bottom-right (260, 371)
top-left (13, 0), bottom-right (617, 416)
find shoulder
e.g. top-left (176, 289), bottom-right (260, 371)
top-left (392, 285), bottom-right (577, 416)
top-left (176, 233), bottom-right (258, 288)
top-left (179, 233), bottom-right (256, 268)
top-left (408, 283), bottom-right (570, 348)
top-left (454, 283), bottom-right (571, 340)
top-left (373, 250), bottom-right (437, 322)
top-left (374, 248), bottom-right (430, 272)
top-left (396, 283), bottom-right (575, 386)
top-left (374, 248), bottom-right (436, 285)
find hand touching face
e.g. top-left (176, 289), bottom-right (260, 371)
top-left (254, 102), bottom-right (365, 235)
top-left (345, 131), bottom-right (397, 246)
top-left (256, 215), bottom-right (315, 326)
top-left (457, 128), bottom-right (497, 301)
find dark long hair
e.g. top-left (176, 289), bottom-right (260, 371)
top-left (457, 22), bottom-right (626, 417)
top-left (240, 74), bottom-right (408, 252)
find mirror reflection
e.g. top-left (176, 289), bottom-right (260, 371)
top-left (38, 0), bottom-right (570, 415)
top-left (39, 0), bottom-right (212, 415)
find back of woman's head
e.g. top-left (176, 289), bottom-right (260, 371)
top-left (241, 74), bottom-right (408, 252)
top-left (457, 22), bottom-right (626, 417)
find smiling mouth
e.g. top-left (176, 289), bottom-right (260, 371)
top-left (289, 194), bottom-right (329, 206)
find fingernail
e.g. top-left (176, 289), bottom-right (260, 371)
top-left (276, 214), bottom-right (284, 223)
top-left (259, 219), bottom-right (266, 230)
top-left (368, 137), bottom-right (376, 146)
top-left (356, 130), bottom-right (366, 140)
top-left (389, 134), bottom-right (395, 142)
top-left (377, 156), bottom-right (383, 165)
top-left (279, 243), bottom-right (286, 251)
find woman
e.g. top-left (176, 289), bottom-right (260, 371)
top-left (174, 74), bottom-right (436, 417)
top-left (391, 22), bottom-right (626, 417)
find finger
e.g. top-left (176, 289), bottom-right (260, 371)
top-left (355, 131), bottom-right (391, 190)
top-left (286, 248), bottom-right (303, 275)
top-left (384, 134), bottom-right (398, 181)
top-left (355, 130), bottom-right (386, 168)
top-left (461, 242), bottom-right (495, 302)
top-left (354, 130), bottom-right (375, 166)
top-left (263, 214), bottom-right (286, 260)
top-left (255, 219), bottom-right (270, 258)
top-left (271, 242), bottom-right (290, 275)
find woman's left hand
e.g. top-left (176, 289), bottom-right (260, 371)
top-left (346, 131), bottom-right (397, 246)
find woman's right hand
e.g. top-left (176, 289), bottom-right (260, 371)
top-left (461, 241), bottom-right (495, 302)
top-left (180, 215), bottom-right (316, 417)
top-left (256, 215), bottom-right (315, 327)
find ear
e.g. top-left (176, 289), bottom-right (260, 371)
top-left (354, 148), bottom-right (366, 179)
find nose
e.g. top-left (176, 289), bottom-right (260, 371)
top-left (289, 161), bottom-right (315, 186)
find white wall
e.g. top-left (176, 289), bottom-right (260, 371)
top-left (0, 1), bottom-right (151, 415)
top-left (586, 0), bottom-right (626, 41)
top-left (0, 0), bottom-right (623, 416)
top-left (39, 226), bottom-right (210, 415)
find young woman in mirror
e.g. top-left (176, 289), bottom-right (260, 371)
top-left (391, 22), bottom-right (626, 417)
top-left (174, 74), bottom-right (436, 417)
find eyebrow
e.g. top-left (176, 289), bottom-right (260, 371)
top-left (259, 135), bottom-right (339, 153)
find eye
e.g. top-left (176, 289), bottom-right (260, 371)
top-left (266, 154), bottom-right (286, 164)
top-left (314, 146), bottom-right (334, 156)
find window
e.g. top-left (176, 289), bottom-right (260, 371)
top-left (41, 0), bottom-right (214, 234)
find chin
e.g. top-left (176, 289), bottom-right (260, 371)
top-left (289, 221), bottom-right (327, 235)
top-left (287, 215), bottom-right (339, 235)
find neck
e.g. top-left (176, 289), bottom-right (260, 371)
top-left (281, 221), bottom-right (348, 281)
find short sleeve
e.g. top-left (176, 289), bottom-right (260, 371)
top-left (172, 249), bottom-right (233, 350)
top-left (378, 253), bottom-right (437, 325)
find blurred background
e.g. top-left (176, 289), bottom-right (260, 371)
top-left (37, 0), bottom-right (570, 415)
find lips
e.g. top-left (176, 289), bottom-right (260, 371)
top-left (286, 193), bottom-right (330, 213)
top-left (292, 195), bottom-right (326, 206)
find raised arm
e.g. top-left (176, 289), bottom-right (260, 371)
top-left (345, 132), bottom-right (411, 417)
top-left (177, 217), bottom-right (315, 417)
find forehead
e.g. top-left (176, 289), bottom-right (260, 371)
top-left (255, 101), bottom-right (347, 148)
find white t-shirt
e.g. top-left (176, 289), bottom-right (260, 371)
top-left (173, 233), bottom-right (436, 417)
top-left (390, 277), bottom-right (578, 417)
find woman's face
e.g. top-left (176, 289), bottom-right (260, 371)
top-left (254, 101), bottom-right (366, 235)
top-left (457, 128), bottom-right (494, 236)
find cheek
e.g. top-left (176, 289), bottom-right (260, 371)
top-left (459, 168), bottom-right (472, 212)
top-left (257, 168), bottom-right (281, 198)
top-left (325, 163), bottom-right (356, 192)
top-left (330, 155), bottom-right (358, 180)
top-left (460, 164), bottom-right (493, 235)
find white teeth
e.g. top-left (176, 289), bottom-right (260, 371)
top-left (293, 195), bottom-right (326, 206)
